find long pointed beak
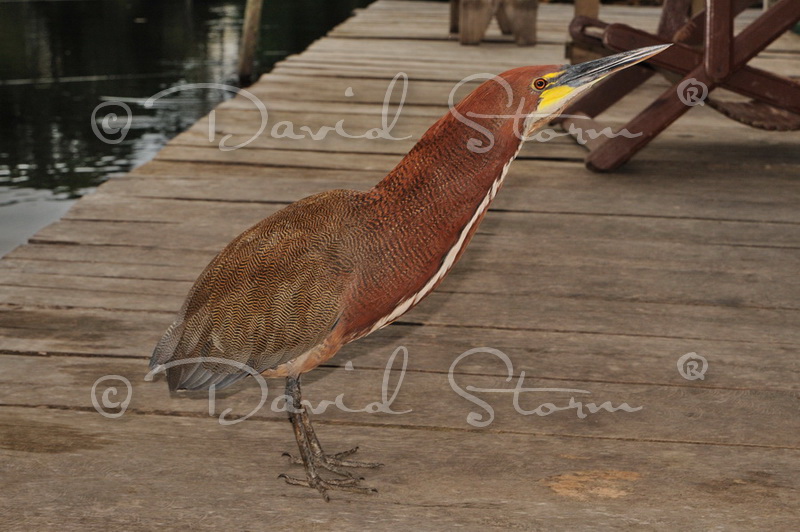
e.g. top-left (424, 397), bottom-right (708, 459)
top-left (557, 44), bottom-right (671, 89)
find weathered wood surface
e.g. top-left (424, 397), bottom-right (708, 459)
top-left (3, 407), bottom-right (797, 530)
top-left (1, 1), bottom-right (799, 529)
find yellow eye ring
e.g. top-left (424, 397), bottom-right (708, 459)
top-left (533, 78), bottom-right (548, 90)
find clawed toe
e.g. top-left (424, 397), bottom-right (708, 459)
top-left (283, 454), bottom-right (372, 479)
top-left (329, 446), bottom-right (360, 460)
top-left (328, 456), bottom-right (384, 469)
top-left (324, 446), bottom-right (384, 469)
top-left (282, 445), bottom-right (382, 475)
top-left (278, 473), bottom-right (377, 502)
top-left (279, 447), bottom-right (380, 498)
top-left (281, 451), bottom-right (303, 466)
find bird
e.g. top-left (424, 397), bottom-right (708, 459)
top-left (150, 44), bottom-right (670, 501)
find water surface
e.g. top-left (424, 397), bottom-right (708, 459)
top-left (0, 0), bottom-right (370, 256)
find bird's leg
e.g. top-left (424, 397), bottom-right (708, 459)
top-left (278, 376), bottom-right (378, 500)
top-left (281, 375), bottom-right (383, 473)
top-left (296, 407), bottom-right (383, 469)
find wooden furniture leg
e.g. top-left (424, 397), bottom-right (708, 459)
top-left (451, 0), bottom-right (538, 45)
top-left (495, 0), bottom-right (514, 35)
top-left (509, 0), bottom-right (539, 46)
top-left (450, 0), bottom-right (460, 34)
top-left (458, 0), bottom-right (494, 45)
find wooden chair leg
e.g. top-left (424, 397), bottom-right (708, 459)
top-left (450, 0), bottom-right (460, 34)
top-left (575, 0), bottom-right (599, 19)
top-left (586, 66), bottom-right (704, 171)
top-left (705, 0), bottom-right (732, 81)
top-left (509, 0), bottom-right (538, 46)
top-left (495, 0), bottom-right (514, 35)
top-left (656, 0), bottom-right (692, 38)
top-left (727, 0), bottom-right (799, 67)
top-left (459, 0), bottom-right (494, 45)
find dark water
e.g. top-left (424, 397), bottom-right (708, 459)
top-left (0, 0), bottom-right (371, 256)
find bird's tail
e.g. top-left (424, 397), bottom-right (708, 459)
top-left (149, 319), bottom-right (249, 392)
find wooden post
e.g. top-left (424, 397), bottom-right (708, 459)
top-left (455, 0), bottom-right (538, 46)
top-left (238, 0), bottom-right (264, 86)
top-left (450, 0), bottom-right (460, 34)
top-left (574, 0), bottom-right (599, 19)
top-left (495, 0), bottom-right (514, 36)
top-left (568, 0), bottom-right (600, 63)
top-left (459, 0), bottom-right (493, 45)
top-left (705, 0), bottom-right (732, 82)
top-left (510, 0), bottom-right (538, 46)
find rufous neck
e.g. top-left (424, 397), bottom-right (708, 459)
top-left (372, 107), bottom-right (525, 205)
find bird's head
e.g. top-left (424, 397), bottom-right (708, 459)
top-left (447, 44), bottom-right (670, 154)
top-left (519, 43), bottom-right (670, 124)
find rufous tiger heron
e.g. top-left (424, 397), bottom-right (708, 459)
top-left (150, 44), bottom-right (669, 500)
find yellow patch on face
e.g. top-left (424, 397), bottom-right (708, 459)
top-left (537, 84), bottom-right (575, 112)
top-left (530, 70), bottom-right (576, 112)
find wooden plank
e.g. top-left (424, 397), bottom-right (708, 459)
top-left (1, 355), bottom-right (799, 448)
top-left (7, 229), bottom-right (800, 279)
top-left (29, 207), bottom-right (800, 251)
top-left (0, 272), bottom-right (191, 298)
top-left (1, 407), bottom-right (797, 528)
top-left (1, 307), bottom-right (797, 390)
top-left (245, 73), bottom-right (481, 106)
top-left (126, 159), bottom-right (384, 180)
top-left (3, 229), bottom-right (799, 315)
top-left (3, 242), bottom-right (217, 269)
top-left (2, 270), bottom-right (797, 345)
top-left (154, 145), bottom-right (400, 172)
top-left (0, 308), bottom-right (167, 357)
top-left (102, 145), bottom-right (800, 225)
top-left (3, 240), bottom-right (798, 312)
top-left (0, 285), bottom-right (181, 313)
top-left (218, 91), bottom-right (446, 117)
top-left (303, 37), bottom-right (567, 65)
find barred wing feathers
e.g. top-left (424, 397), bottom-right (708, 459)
top-left (150, 190), bottom-right (363, 391)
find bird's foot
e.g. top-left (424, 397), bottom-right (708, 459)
top-left (282, 377), bottom-right (382, 501)
top-left (282, 445), bottom-right (383, 478)
top-left (278, 472), bottom-right (377, 502)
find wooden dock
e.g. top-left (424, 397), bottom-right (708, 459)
top-left (1, 1), bottom-right (799, 528)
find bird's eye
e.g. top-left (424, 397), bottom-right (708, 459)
top-left (533, 78), bottom-right (548, 90)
